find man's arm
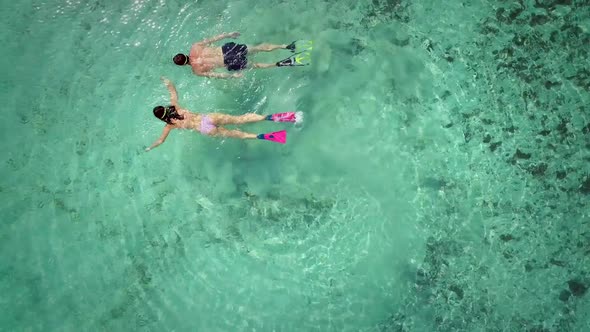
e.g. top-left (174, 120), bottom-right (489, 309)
top-left (197, 31), bottom-right (240, 45)
top-left (161, 77), bottom-right (178, 106)
top-left (145, 125), bottom-right (172, 152)
top-left (198, 71), bottom-right (243, 79)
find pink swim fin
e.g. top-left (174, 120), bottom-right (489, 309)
top-left (266, 111), bottom-right (304, 123)
top-left (257, 130), bottom-right (287, 144)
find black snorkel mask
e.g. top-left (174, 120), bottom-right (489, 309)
top-left (158, 106), bottom-right (179, 123)
top-left (154, 104), bottom-right (185, 124)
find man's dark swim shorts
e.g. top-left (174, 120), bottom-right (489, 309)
top-left (222, 42), bottom-right (248, 71)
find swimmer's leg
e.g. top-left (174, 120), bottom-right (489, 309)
top-left (209, 113), bottom-right (266, 125)
top-left (248, 43), bottom-right (288, 54)
top-left (211, 127), bottom-right (286, 143)
top-left (252, 63), bottom-right (278, 69)
top-left (212, 127), bottom-right (257, 139)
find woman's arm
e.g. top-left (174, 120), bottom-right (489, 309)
top-left (145, 125), bottom-right (172, 152)
top-left (161, 77), bottom-right (178, 107)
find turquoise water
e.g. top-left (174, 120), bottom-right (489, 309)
top-left (1, 0), bottom-right (589, 331)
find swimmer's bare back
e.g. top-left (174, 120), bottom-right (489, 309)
top-left (189, 44), bottom-right (235, 77)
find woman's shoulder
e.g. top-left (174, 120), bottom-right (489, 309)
top-left (178, 107), bottom-right (194, 115)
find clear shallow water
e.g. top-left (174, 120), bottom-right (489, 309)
top-left (1, 0), bottom-right (589, 331)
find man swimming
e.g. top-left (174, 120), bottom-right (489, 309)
top-left (172, 32), bottom-right (299, 78)
top-left (145, 77), bottom-right (302, 151)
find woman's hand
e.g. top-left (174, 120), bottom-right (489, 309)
top-left (228, 31), bottom-right (240, 39)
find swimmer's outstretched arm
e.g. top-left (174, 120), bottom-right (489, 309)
top-left (202, 72), bottom-right (243, 79)
top-left (145, 125), bottom-right (172, 152)
top-left (161, 77), bottom-right (178, 106)
top-left (197, 32), bottom-right (240, 45)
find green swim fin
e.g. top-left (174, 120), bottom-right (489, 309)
top-left (286, 40), bottom-right (313, 53)
top-left (276, 50), bottom-right (312, 67)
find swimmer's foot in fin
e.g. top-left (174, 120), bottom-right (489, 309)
top-left (286, 41), bottom-right (297, 52)
top-left (265, 111), bottom-right (304, 124)
top-left (276, 57), bottom-right (295, 67)
top-left (257, 130), bottom-right (287, 144)
top-left (285, 40), bottom-right (313, 53)
top-left (276, 51), bottom-right (312, 67)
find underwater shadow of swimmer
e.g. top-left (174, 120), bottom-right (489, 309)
top-left (178, 137), bottom-right (293, 197)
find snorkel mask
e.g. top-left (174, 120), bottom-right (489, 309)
top-left (162, 106), bottom-right (177, 119)
top-left (173, 54), bottom-right (189, 66)
top-left (153, 105), bottom-right (181, 124)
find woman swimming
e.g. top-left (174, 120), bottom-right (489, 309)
top-left (145, 77), bottom-right (302, 151)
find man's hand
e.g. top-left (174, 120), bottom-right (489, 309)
top-left (199, 32), bottom-right (240, 45)
top-left (232, 72), bottom-right (243, 78)
top-left (161, 76), bottom-right (171, 85)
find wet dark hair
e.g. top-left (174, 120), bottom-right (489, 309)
top-left (153, 105), bottom-right (184, 124)
top-left (173, 54), bottom-right (189, 66)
